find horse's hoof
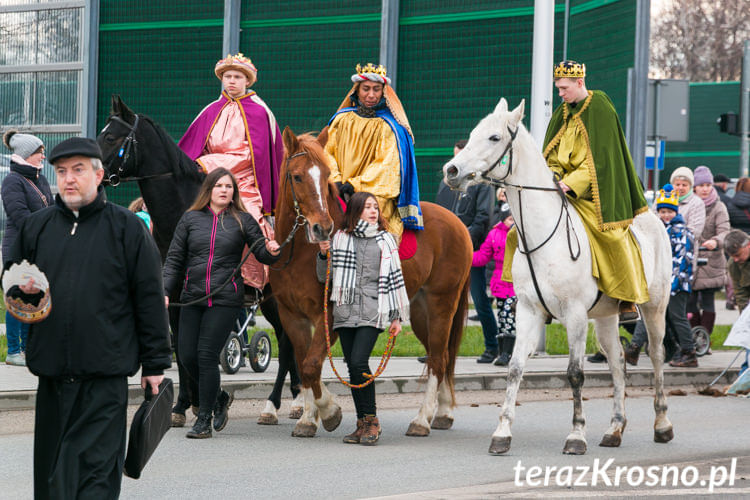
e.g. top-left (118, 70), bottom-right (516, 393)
top-left (321, 406), bottom-right (342, 432)
top-left (488, 436), bottom-right (512, 455)
top-left (288, 407), bottom-right (303, 420)
top-left (257, 413), bottom-right (278, 425)
top-left (405, 422), bottom-right (431, 437)
top-left (291, 421), bottom-right (317, 438)
top-left (563, 439), bottom-right (587, 455)
top-left (599, 432), bottom-right (622, 447)
top-left (431, 415), bottom-right (454, 430)
top-left (654, 427), bottom-right (674, 443)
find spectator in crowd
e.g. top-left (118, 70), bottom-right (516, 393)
top-left (724, 177), bottom-right (750, 310)
top-left (472, 203), bottom-right (517, 366)
top-left (128, 196), bottom-right (152, 233)
top-left (6, 137), bottom-right (171, 498)
top-left (724, 229), bottom-right (750, 375)
top-left (435, 140), bottom-right (497, 363)
top-left (2, 130), bottom-right (53, 367)
top-left (688, 166), bottom-right (730, 349)
top-left (670, 166), bottom-right (706, 238)
top-left (317, 192), bottom-right (409, 446)
top-left (162, 168), bottom-right (281, 438)
top-left (625, 184), bottom-right (697, 367)
top-left (713, 173), bottom-right (732, 206)
top-left (727, 177), bottom-right (750, 234)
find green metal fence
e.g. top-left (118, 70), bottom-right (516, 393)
top-left (663, 82), bottom-right (742, 181)
top-left (96, 0), bottom-right (636, 207)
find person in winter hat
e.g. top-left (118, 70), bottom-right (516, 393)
top-left (669, 166), bottom-right (705, 238)
top-left (687, 166), bottom-right (729, 348)
top-left (1, 130), bottom-right (53, 367)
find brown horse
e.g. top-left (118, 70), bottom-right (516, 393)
top-left (271, 128), bottom-right (473, 437)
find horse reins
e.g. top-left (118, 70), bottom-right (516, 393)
top-left (478, 127), bottom-right (584, 319)
top-left (322, 250), bottom-right (397, 388)
top-left (268, 151), bottom-right (311, 271)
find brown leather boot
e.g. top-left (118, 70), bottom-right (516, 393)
top-left (689, 311), bottom-right (702, 329)
top-left (669, 349), bottom-right (698, 368)
top-left (624, 343), bottom-right (641, 366)
top-left (700, 311), bottom-right (716, 335)
top-left (343, 418), bottom-right (365, 444)
top-left (360, 415), bottom-right (381, 446)
top-left (618, 302), bottom-right (639, 323)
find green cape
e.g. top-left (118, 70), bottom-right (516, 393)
top-left (543, 90), bottom-right (647, 231)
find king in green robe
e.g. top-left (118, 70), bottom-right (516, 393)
top-left (543, 89), bottom-right (649, 303)
top-left (503, 89), bottom-right (650, 305)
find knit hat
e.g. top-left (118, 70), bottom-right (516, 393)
top-left (497, 202), bottom-right (512, 224)
top-left (693, 165), bottom-right (713, 186)
top-left (670, 166), bottom-right (694, 186)
top-left (3, 130), bottom-right (43, 160)
top-left (713, 173), bottom-right (731, 183)
top-left (656, 184), bottom-right (680, 212)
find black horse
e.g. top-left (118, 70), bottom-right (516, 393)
top-left (97, 95), bottom-right (301, 420)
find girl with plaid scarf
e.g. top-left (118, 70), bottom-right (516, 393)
top-left (317, 192), bottom-right (410, 445)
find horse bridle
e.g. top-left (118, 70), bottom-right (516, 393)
top-left (477, 125), bottom-right (585, 319)
top-left (268, 151), bottom-right (313, 271)
top-left (105, 114), bottom-right (173, 186)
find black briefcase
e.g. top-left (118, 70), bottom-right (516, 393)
top-left (124, 377), bottom-right (173, 479)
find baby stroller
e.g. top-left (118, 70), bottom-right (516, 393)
top-left (220, 286), bottom-right (272, 374)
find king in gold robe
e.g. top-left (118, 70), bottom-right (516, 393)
top-left (324, 63), bottom-right (423, 239)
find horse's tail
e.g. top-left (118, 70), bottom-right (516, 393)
top-left (445, 273), bottom-right (470, 407)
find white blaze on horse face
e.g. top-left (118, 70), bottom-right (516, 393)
top-left (308, 165), bottom-right (325, 211)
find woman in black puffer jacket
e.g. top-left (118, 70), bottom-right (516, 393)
top-left (2, 130), bottom-right (53, 367)
top-left (163, 168), bottom-right (280, 438)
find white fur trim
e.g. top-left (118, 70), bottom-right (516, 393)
top-left (351, 73), bottom-right (391, 86)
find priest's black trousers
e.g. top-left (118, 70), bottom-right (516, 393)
top-left (34, 376), bottom-right (128, 500)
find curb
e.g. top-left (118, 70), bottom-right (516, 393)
top-left (0, 367), bottom-right (739, 411)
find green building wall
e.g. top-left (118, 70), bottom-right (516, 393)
top-left (96, 0), bottom-right (635, 206)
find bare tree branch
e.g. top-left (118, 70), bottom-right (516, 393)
top-left (651, 0), bottom-right (750, 81)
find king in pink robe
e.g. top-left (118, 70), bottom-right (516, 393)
top-left (179, 90), bottom-right (284, 289)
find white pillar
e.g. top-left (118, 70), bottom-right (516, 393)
top-left (82, 0), bottom-right (99, 138)
top-left (379, 0), bottom-right (400, 90)
top-left (529, 0), bottom-right (555, 148)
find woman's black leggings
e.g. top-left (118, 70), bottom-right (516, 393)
top-left (178, 305), bottom-right (239, 415)
top-left (687, 288), bottom-right (719, 314)
top-left (337, 326), bottom-right (380, 418)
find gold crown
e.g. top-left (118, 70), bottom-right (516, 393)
top-left (553, 60), bottom-right (586, 79)
top-left (356, 63), bottom-right (388, 77)
top-left (220, 53), bottom-right (255, 67)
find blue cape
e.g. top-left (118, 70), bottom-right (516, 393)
top-left (328, 107), bottom-right (423, 230)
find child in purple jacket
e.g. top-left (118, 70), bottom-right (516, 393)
top-left (472, 203), bottom-right (516, 366)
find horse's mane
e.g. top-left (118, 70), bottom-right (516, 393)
top-left (109, 111), bottom-right (203, 183)
top-left (296, 133), bottom-right (330, 174)
top-left (140, 115), bottom-right (204, 182)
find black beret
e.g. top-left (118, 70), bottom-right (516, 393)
top-left (48, 137), bottom-right (103, 164)
top-left (713, 173), bottom-right (731, 183)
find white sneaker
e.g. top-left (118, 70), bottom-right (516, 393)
top-left (5, 353), bottom-right (26, 366)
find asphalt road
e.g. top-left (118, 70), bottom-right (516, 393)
top-left (2, 391), bottom-right (749, 499)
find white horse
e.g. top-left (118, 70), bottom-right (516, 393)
top-left (443, 98), bottom-right (675, 455)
